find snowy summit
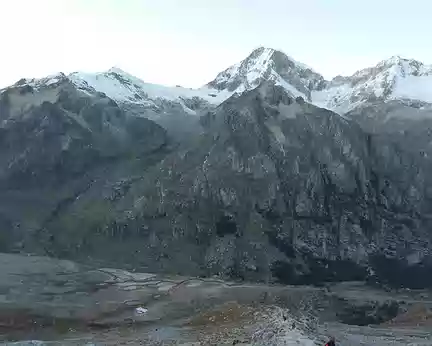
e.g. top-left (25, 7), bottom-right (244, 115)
top-left (313, 55), bottom-right (432, 114)
top-left (207, 47), bottom-right (325, 101)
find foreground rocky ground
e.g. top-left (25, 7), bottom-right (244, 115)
top-left (0, 253), bottom-right (431, 345)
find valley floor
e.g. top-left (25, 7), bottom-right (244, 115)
top-left (0, 253), bottom-right (431, 345)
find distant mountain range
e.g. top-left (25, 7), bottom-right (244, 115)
top-left (5, 47), bottom-right (432, 118)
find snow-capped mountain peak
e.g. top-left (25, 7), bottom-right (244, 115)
top-left (207, 47), bottom-right (276, 92)
top-left (375, 55), bottom-right (430, 77)
top-left (107, 66), bottom-right (129, 75)
top-left (207, 47), bottom-right (325, 101)
top-left (377, 55), bottom-right (424, 69)
top-left (105, 66), bottom-right (150, 88)
top-left (8, 73), bottom-right (67, 91)
top-left (313, 55), bottom-right (432, 114)
top-left (380, 55), bottom-right (406, 66)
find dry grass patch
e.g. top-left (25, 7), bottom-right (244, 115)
top-left (384, 304), bottom-right (432, 327)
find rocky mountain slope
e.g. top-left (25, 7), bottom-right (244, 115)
top-left (2, 48), bottom-right (432, 289)
top-left (0, 76), bottom-right (169, 250)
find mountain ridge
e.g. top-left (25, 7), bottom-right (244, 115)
top-left (4, 47), bottom-right (432, 119)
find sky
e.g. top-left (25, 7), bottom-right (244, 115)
top-left (1, 0), bottom-right (431, 89)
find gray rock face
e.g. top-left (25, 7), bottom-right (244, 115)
top-left (118, 99), bottom-right (208, 142)
top-left (0, 79), bottom-right (169, 252)
top-left (346, 100), bottom-right (432, 134)
top-left (11, 81), bottom-right (427, 289)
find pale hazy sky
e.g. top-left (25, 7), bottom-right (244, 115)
top-left (1, 0), bottom-right (431, 88)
